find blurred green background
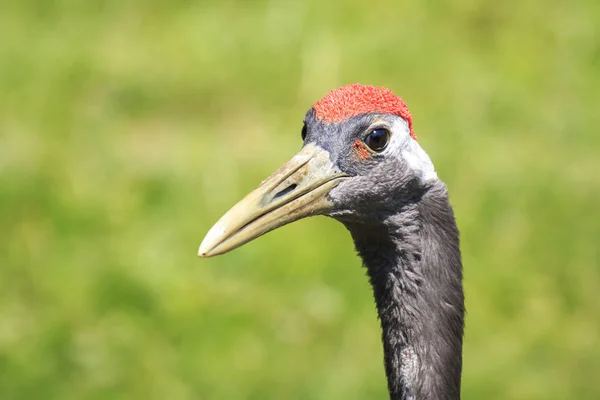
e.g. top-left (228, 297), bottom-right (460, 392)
top-left (1, 0), bottom-right (599, 399)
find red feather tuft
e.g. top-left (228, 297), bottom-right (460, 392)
top-left (352, 139), bottom-right (371, 161)
top-left (312, 84), bottom-right (417, 140)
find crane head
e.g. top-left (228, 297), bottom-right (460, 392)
top-left (199, 84), bottom-right (438, 257)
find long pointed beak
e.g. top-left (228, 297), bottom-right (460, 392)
top-left (199, 143), bottom-right (347, 257)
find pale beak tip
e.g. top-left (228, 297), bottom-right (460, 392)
top-left (198, 221), bottom-right (227, 258)
top-left (198, 238), bottom-right (214, 258)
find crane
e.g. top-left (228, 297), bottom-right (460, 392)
top-left (199, 84), bottom-right (464, 400)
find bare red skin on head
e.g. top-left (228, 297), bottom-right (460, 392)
top-left (312, 84), bottom-right (417, 140)
top-left (352, 140), bottom-right (371, 161)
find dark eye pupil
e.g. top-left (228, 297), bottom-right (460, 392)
top-left (301, 124), bottom-right (307, 141)
top-left (365, 129), bottom-right (390, 151)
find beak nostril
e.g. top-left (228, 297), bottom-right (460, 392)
top-left (273, 184), bottom-right (297, 200)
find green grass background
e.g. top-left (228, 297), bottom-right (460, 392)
top-left (1, 0), bottom-right (599, 399)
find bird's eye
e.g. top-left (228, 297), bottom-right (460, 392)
top-left (301, 124), bottom-right (307, 141)
top-left (365, 128), bottom-right (390, 152)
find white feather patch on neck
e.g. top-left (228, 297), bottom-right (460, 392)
top-left (388, 118), bottom-right (438, 183)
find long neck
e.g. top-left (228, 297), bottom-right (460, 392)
top-left (344, 183), bottom-right (464, 400)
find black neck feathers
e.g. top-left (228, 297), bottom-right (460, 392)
top-left (343, 181), bottom-right (464, 400)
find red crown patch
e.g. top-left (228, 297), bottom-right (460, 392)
top-left (312, 84), bottom-right (416, 140)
